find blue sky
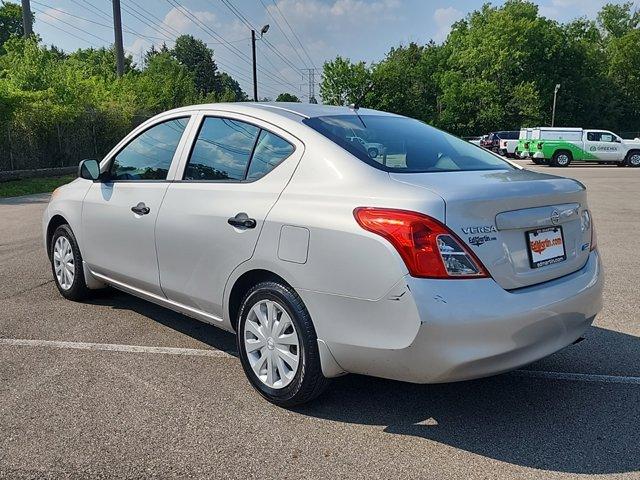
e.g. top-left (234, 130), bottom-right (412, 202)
top-left (32, 0), bottom-right (637, 99)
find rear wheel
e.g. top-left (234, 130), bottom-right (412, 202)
top-left (551, 151), bottom-right (572, 167)
top-left (50, 224), bottom-right (90, 301)
top-left (367, 147), bottom-right (379, 158)
top-left (237, 281), bottom-right (330, 407)
top-left (625, 151), bottom-right (640, 167)
top-left (532, 158), bottom-right (546, 165)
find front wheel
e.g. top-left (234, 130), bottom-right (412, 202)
top-left (367, 147), bottom-right (379, 159)
top-left (50, 224), bottom-right (90, 301)
top-left (625, 151), bottom-right (640, 167)
top-left (237, 281), bottom-right (330, 407)
top-left (551, 151), bottom-right (572, 167)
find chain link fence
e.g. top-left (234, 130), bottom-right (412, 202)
top-left (0, 112), bottom-right (153, 173)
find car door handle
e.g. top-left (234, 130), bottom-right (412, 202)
top-left (131, 202), bottom-right (150, 215)
top-left (228, 212), bottom-right (256, 229)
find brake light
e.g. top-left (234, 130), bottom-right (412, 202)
top-left (582, 210), bottom-right (597, 251)
top-left (353, 208), bottom-right (489, 279)
top-left (537, 142), bottom-right (543, 149)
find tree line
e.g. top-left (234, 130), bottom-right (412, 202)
top-left (320, 1), bottom-right (640, 137)
top-left (0, 1), bottom-right (303, 171)
top-left (1, 0), bottom-right (638, 171)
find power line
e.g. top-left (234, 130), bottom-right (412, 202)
top-left (270, 0), bottom-right (317, 71)
top-left (34, 8), bottom-right (111, 44)
top-left (126, 0), bottom-right (251, 46)
top-left (31, 1), bottom-right (168, 42)
top-left (119, 1), bottom-right (280, 94)
top-left (37, 17), bottom-right (102, 48)
top-left (68, 0), bottom-right (111, 23)
top-left (212, 0), bottom-right (304, 75)
top-left (256, 0), bottom-right (309, 70)
top-left (165, 0), bottom-right (300, 91)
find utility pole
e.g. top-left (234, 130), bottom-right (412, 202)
top-left (551, 83), bottom-right (560, 127)
top-left (21, 0), bottom-right (32, 37)
top-left (112, 0), bottom-right (125, 76)
top-left (251, 30), bottom-right (258, 101)
top-left (251, 25), bottom-right (269, 102)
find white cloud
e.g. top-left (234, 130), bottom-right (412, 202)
top-left (433, 6), bottom-right (463, 42)
top-left (539, 0), bottom-right (615, 20)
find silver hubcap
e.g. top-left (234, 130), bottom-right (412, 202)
top-left (53, 236), bottom-right (74, 290)
top-left (630, 154), bottom-right (640, 166)
top-left (243, 299), bottom-right (300, 389)
top-left (557, 154), bottom-right (569, 165)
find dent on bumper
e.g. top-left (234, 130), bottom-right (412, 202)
top-left (327, 250), bottom-right (603, 383)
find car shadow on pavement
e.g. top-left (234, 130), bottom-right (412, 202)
top-left (295, 326), bottom-right (640, 475)
top-left (86, 289), bottom-right (238, 354)
top-left (85, 292), bottom-right (640, 475)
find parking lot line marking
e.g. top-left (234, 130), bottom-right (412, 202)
top-left (0, 338), bottom-right (235, 358)
top-left (512, 369), bottom-right (640, 385)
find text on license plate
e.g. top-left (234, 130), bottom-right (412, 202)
top-left (526, 226), bottom-right (566, 268)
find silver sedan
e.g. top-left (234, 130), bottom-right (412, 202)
top-left (43, 103), bottom-right (603, 406)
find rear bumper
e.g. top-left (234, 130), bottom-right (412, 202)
top-left (532, 151), bottom-right (545, 159)
top-left (324, 250), bottom-right (603, 383)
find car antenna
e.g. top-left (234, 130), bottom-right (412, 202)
top-left (349, 81), bottom-right (375, 128)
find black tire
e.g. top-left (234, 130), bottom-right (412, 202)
top-left (551, 150), bottom-right (572, 167)
top-left (237, 281), bottom-right (330, 407)
top-left (367, 147), bottom-right (379, 159)
top-left (532, 158), bottom-right (545, 165)
top-left (625, 151), bottom-right (640, 167)
top-left (50, 224), bottom-right (90, 301)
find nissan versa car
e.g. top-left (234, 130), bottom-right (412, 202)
top-left (43, 103), bottom-right (603, 406)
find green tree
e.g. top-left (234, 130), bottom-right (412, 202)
top-left (320, 56), bottom-right (371, 106)
top-left (275, 92), bottom-right (301, 102)
top-left (172, 35), bottom-right (217, 96)
top-left (597, 2), bottom-right (640, 39)
top-left (134, 51), bottom-right (199, 112)
top-left (0, 1), bottom-right (27, 49)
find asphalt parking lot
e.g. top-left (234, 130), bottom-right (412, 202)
top-left (1, 160), bottom-right (639, 479)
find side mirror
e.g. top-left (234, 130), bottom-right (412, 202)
top-left (78, 159), bottom-right (100, 181)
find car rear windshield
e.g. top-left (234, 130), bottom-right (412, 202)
top-left (303, 115), bottom-right (512, 173)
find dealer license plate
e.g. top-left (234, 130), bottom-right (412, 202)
top-left (526, 226), bottom-right (566, 269)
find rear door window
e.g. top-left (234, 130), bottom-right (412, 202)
top-left (184, 117), bottom-right (259, 181)
top-left (184, 117), bottom-right (294, 181)
top-left (246, 130), bottom-right (295, 180)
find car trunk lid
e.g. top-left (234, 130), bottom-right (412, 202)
top-left (390, 169), bottom-right (591, 289)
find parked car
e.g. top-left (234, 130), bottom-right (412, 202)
top-left (518, 127), bottom-right (640, 167)
top-left (497, 131), bottom-right (520, 157)
top-left (43, 103), bottom-right (603, 406)
top-left (346, 135), bottom-right (385, 158)
top-left (479, 133), bottom-right (496, 150)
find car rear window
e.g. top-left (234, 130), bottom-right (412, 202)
top-left (303, 115), bottom-right (512, 173)
top-left (497, 131), bottom-right (519, 140)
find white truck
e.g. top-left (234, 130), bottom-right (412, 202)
top-left (517, 127), bottom-right (640, 167)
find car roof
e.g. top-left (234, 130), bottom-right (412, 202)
top-left (535, 127), bottom-right (583, 131)
top-left (164, 102), bottom-right (401, 121)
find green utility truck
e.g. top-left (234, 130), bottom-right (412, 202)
top-left (517, 127), bottom-right (640, 167)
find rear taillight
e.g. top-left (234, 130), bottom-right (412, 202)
top-left (537, 142), bottom-right (543, 149)
top-left (582, 210), bottom-right (597, 251)
top-left (590, 214), bottom-right (597, 251)
top-left (353, 208), bottom-right (489, 279)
